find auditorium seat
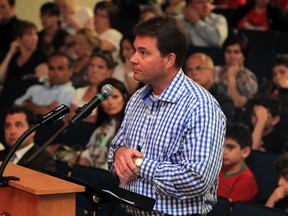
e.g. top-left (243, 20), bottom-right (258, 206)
top-left (207, 196), bottom-right (231, 216)
top-left (230, 201), bottom-right (287, 216)
top-left (246, 150), bottom-right (279, 204)
top-left (239, 30), bottom-right (277, 54)
top-left (276, 32), bottom-right (288, 54)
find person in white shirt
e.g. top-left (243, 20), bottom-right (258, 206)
top-left (14, 52), bottom-right (75, 116)
top-left (55, 0), bottom-right (94, 35)
top-left (179, 0), bottom-right (228, 48)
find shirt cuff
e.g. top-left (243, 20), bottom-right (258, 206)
top-left (139, 158), bottom-right (158, 182)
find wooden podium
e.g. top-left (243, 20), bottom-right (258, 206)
top-left (0, 162), bottom-right (85, 216)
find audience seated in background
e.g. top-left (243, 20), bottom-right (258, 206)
top-left (266, 152), bottom-right (288, 211)
top-left (68, 49), bottom-right (114, 124)
top-left (0, 106), bottom-right (55, 172)
top-left (0, 0), bottom-right (22, 58)
top-left (78, 78), bottom-right (129, 170)
top-left (0, 20), bottom-right (49, 116)
top-left (251, 97), bottom-right (286, 154)
top-left (231, 0), bottom-right (288, 32)
top-left (178, 0), bottom-right (228, 48)
top-left (184, 52), bottom-right (235, 121)
top-left (214, 32), bottom-right (258, 108)
top-left (93, 1), bottom-right (122, 62)
top-left (112, 34), bottom-right (139, 94)
top-left (54, 0), bottom-right (94, 35)
top-left (70, 28), bottom-right (101, 88)
top-left (37, 2), bottom-right (68, 56)
top-left (218, 122), bottom-right (258, 202)
top-left (14, 52), bottom-right (75, 116)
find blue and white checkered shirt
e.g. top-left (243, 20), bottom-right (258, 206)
top-left (108, 70), bottom-right (226, 215)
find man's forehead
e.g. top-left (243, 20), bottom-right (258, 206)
top-left (5, 113), bottom-right (27, 123)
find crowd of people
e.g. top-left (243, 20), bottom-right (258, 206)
top-left (0, 0), bottom-right (288, 215)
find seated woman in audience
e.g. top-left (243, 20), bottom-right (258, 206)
top-left (214, 32), bottom-right (258, 108)
top-left (112, 34), bottom-right (139, 94)
top-left (93, 1), bottom-right (122, 62)
top-left (70, 28), bottom-right (101, 88)
top-left (231, 0), bottom-right (288, 32)
top-left (38, 2), bottom-right (68, 55)
top-left (78, 78), bottom-right (129, 170)
top-left (69, 49), bottom-right (114, 123)
top-left (0, 20), bottom-right (48, 113)
top-left (55, 0), bottom-right (94, 35)
top-left (266, 152), bottom-right (288, 211)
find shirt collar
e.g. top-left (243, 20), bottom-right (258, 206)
top-left (15, 143), bottom-right (34, 160)
top-left (140, 70), bottom-right (186, 104)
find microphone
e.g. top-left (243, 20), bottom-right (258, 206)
top-left (70, 84), bottom-right (114, 125)
top-left (39, 104), bottom-right (70, 126)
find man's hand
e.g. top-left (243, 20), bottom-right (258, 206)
top-left (113, 146), bottom-right (143, 186)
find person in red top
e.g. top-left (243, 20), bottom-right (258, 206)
top-left (231, 0), bottom-right (288, 32)
top-left (273, 0), bottom-right (288, 13)
top-left (218, 122), bottom-right (259, 202)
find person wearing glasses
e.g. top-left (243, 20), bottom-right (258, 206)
top-left (185, 52), bottom-right (235, 121)
top-left (179, 0), bottom-right (228, 48)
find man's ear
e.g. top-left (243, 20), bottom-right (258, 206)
top-left (242, 146), bottom-right (251, 159)
top-left (166, 53), bottom-right (176, 68)
top-left (271, 115), bottom-right (280, 126)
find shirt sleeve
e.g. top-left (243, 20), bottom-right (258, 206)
top-left (194, 14), bottom-right (228, 47)
top-left (14, 86), bottom-right (38, 105)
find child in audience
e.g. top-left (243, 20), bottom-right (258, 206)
top-left (218, 122), bottom-right (258, 202)
top-left (251, 97), bottom-right (286, 153)
top-left (266, 152), bottom-right (288, 212)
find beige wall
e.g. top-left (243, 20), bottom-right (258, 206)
top-left (15, 0), bottom-right (98, 30)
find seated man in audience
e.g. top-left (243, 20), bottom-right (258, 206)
top-left (266, 152), bottom-right (288, 211)
top-left (0, 106), bottom-right (55, 172)
top-left (179, 0), bottom-right (228, 48)
top-left (251, 97), bottom-right (286, 154)
top-left (14, 52), bottom-right (75, 116)
top-left (185, 52), bottom-right (235, 121)
top-left (218, 122), bottom-right (258, 202)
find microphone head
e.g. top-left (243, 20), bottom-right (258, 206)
top-left (101, 84), bottom-right (114, 97)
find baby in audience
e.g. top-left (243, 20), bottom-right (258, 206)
top-left (218, 122), bottom-right (258, 202)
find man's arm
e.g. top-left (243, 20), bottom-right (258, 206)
top-left (193, 14), bottom-right (228, 47)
